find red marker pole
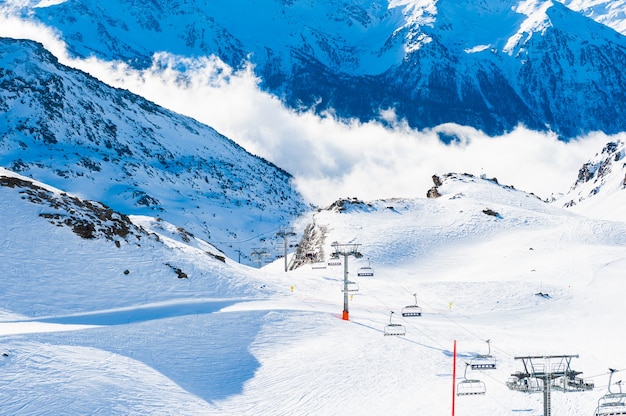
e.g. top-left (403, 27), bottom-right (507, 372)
top-left (342, 253), bottom-right (349, 320)
top-left (452, 340), bottom-right (457, 416)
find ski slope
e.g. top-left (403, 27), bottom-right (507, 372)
top-left (1, 170), bottom-right (625, 415)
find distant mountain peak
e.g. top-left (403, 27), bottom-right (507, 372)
top-left (21, 0), bottom-right (626, 138)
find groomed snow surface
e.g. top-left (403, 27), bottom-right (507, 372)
top-left (1, 171), bottom-right (625, 415)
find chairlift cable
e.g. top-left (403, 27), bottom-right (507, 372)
top-left (348, 260), bottom-right (618, 397)
top-left (368, 273), bottom-right (528, 392)
top-left (585, 368), bottom-right (626, 387)
top-left (355, 276), bottom-right (443, 347)
top-left (336, 261), bottom-right (623, 409)
top-left (374, 266), bottom-right (517, 359)
top-left (355, 275), bottom-right (453, 351)
top-left (355, 269), bottom-right (537, 394)
top-left (357, 271), bottom-right (494, 356)
top-left (473, 367), bottom-right (509, 388)
top-left (212, 225), bottom-right (291, 245)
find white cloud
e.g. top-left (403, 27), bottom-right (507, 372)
top-left (0, 10), bottom-right (613, 207)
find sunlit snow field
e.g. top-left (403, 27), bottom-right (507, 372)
top-left (1, 1), bottom-right (626, 415)
top-left (1, 171), bottom-right (624, 415)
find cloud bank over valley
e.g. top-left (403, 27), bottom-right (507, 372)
top-left (0, 9), bottom-right (615, 206)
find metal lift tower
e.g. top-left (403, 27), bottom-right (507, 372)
top-left (250, 248), bottom-right (269, 268)
top-left (506, 355), bottom-right (593, 416)
top-left (330, 242), bottom-right (363, 320)
top-left (276, 228), bottom-right (296, 272)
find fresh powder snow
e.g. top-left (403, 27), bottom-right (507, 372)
top-left (1, 169), bottom-right (624, 415)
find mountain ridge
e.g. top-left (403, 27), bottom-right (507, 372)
top-left (555, 139), bottom-right (626, 221)
top-left (0, 37), bottom-right (308, 266)
top-left (14, 0), bottom-right (626, 138)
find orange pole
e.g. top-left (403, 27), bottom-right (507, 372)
top-left (452, 340), bottom-right (457, 416)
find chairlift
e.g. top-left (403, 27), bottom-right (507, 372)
top-left (457, 362), bottom-right (486, 396)
top-left (383, 311), bottom-right (406, 336)
top-left (595, 369), bottom-right (626, 416)
top-left (470, 339), bottom-right (496, 370)
top-left (357, 266), bottom-right (374, 277)
top-left (401, 293), bottom-right (422, 317)
top-left (341, 280), bottom-right (359, 293)
top-left (327, 253), bottom-right (341, 267)
top-left (552, 374), bottom-right (594, 392)
top-left (311, 260), bottom-right (327, 270)
top-left (506, 375), bottom-right (542, 393)
top-left (357, 258), bottom-right (374, 277)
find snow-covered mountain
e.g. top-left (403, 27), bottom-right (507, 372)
top-left (0, 167), bottom-right (256, 309)
top-left (295, 172), bottom-right (567, 270)
top-left (0, 37), bottom-right (308, 266)
top-left (12, 0), bottom-right (626, 138)
top-left (3, 2), bottom-right (626, 412)
top-left (3, 164), bottom-right (626, 414)
top-left (563, 0), bottom-right (626, 35)
top-left (0, 166), bottom-right (280, 414)
top-left (555, 139), bottom-right (626, 221)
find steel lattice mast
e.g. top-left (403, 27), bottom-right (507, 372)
top-left (506, 355), bottom-right (593, 416)
top-left (276, 228), bottom-right (296, 272)
top-left (330, 242), bottom-right (362, 320)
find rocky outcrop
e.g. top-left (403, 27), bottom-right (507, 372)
top-left (427, 175), bottom-right (442, 199)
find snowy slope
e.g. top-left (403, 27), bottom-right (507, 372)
top-left (0, 167), bottom-right (280, 414)
top-left (0, 167), bottom-right (265, 315)
top-left (0, 37), bottom-right (308, 266)
top-left (2, 167), bottom-right (626, 415)
top-left (562, 0), bottom-right (626, 35)
top-left (555, 140), bottom-right (626, 222)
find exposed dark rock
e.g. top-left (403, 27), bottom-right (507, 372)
top-left (165, 263), bottom-right (188, 279)
top-left (482, 208), bottom-right (500, 217)
top-left (1, 174), bottom-right (141, 243)
top-left (427, 186), bottom-right (442, 199)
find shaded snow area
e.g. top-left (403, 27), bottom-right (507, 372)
top-left (1, 169), bottom-right (626, 415)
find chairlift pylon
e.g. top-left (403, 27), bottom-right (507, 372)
top-left (595, 369), bottom-right (626, 416)
top-left (401, 293), bottom-right (422, 317)
top-left (383, 311), bottom-right (406, 336)
top-left (457, 362), bottom-right (486, 396)
top-left (470, 339), bottom-right (496, 370)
